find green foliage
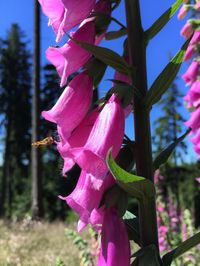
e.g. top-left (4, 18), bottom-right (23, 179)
top-left (70, 35), bottom-right (132, 76)
top-left (123, 211), bottom-right (140, 245)
top-left (162, 232), bottom-right (200, 266)
top-left (145, 0), bottom-right (183, 42)
top-left (84, 58), bottom-right (107, 87)
top-left (132, 245), bottom-right (161, 266)
top-left (55, 257), bottom-right (66, 266)
top-left (105, 28), bottom-right (127, 40)
top-left (144, 39), bottom-right (190, 110)
top-left (153, 129), bottom-right (190, 170)
top-left (106, 149), bottom-right (155, 200)
top-left (152, 77), bottom-right (188, 166)
top-left (65, 228), bottom-right (96, 266)
top-left (109, 82), bottom-right (141, 106)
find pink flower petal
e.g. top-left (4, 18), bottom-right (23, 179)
top-left (71, 95), bottom-right (125, 179)
top-left (42, 72), bottom-right (93, 141)
top-left (46, 21), bottom-right (95, 86)
top-left (98, 208), bottom-right (130, 266)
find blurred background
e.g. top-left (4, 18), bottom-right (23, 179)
top-left (0, 0), bottom-right (199, 265)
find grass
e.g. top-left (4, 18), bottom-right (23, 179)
top-left (0, 219), bottom-right (81, 266)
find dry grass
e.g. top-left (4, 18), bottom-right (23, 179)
top-left (0, 219), bottom-right (81, 266)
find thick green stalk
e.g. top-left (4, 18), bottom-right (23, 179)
top-left (125, 0), bottom-right (159, 249)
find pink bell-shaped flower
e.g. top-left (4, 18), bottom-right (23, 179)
top-left (190, 31), bottom-right (200, 45)
top-left (98, 208), bottom-right (130, 266)
top-left (184, 45), bottom-right (195, 61)
top-left (181, 21), bottom-right (193, 39)
top-left (185, 107), bottom-right (200, 131)
top-left (196, 177), bottom-right (200, 183)
top-left (38, 0), bottom-right (96, 42)
top-left (57, 109), bottom-right (99, 175)
top-left (194, 142), bottom-right (200, 156)
top-left (42, 72), bottom-right (93, 142)
top-left (46, 21), bottom-right (95, 87)
top-left (182, 61), bottom-right (199, 85)
top-left (71, 94), bottom-right (125, 179)
top-left (191, 129), bottom-right (200, 145)
top-left (177, 5), bottom-right (188, 20)
top-left (60, 172), bottom-right (115, 232)
top-left (195, 2), bottom-right (200, 11)
top-left (184, 80), bottom-right (200, 107)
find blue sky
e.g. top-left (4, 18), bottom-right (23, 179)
top-left (0, 0), bottom-right (197, 162)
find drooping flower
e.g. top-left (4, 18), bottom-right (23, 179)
top-left (185, 107), bottom-right (200, 131)
top-left (79, 0), bottom-right (112, 45)
top-left (98, 208), bottom-right (130, 266)
top-left (71, 94), bottom-right (125, 179)
top-left (182, 61), bottom-right (199, 85)
top-left (46, 21), bottom-right (95, 87)
top-left (178, 5), bottom-right (189, 20)
top-left (184, 45), bottom-right (195, 61)
top-left (60, 172), bottom-right (115, 232)
top-left (42, 72), bottom-right (93, 141)
top-left (184, 80), bottom-right (200, 107)
top-left (196, 177), bottom-right (200, 183)
top-left (38, 0), bottom-right (96, 42)
top-left (93, 0), bottom-right (111, 44)
top-left (191, 128), bottom-right (200, 144)
top-left (184, 31), bottom-right (200, 61)
top-left (195, 2), bottom-right (200, 11)
top-left (181, 21), bottom-right (194, 39)
top-left (190, 30), bottom-right (200, 45)
top-left (57, 109), bottom-right (99, 175)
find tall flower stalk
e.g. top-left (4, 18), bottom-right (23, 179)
top-left (125, 0), bottom-right (158, 249)
top-left (37, 0), bottom-right (200, 265)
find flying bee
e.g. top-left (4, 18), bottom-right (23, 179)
top-left (32, 136), bottom-right (55, 148)
top-left (49, 45), bottom-right (60, 48)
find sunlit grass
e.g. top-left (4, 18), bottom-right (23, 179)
top-left (0, 219), bottom-right (80, 266)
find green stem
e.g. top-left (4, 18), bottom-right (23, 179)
top-left (124, 0), bottom-right (159, 249)
top-left (111, 17), bottom-right (126, 29)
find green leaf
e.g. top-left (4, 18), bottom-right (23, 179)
top-left (69, 35), bottom-right (132, 76)
top-left (115, 144), bottom-right (135, 173)
top-left (105, 28), bottom-right (127, 40)
top-left (99, 185), bottom-right (128, 217)
top-left (162, 232), bottom-right (200, 266)
top-left (145, 0), bottom-right (183, 41)
top-left (153, 129), bottom-right (190, 170)
top-left (106, 149), bottom-right (155, 200)
top-left (84, 58), bottom-right (107, 87)
top-left (123, 211), bottom-right (140, 245)
top-left (105, 186), bottom-right (128, 217)
top-left (110, 83), bottom-right (133, 107)
top-left (132, 245), bottom-right (161, 266)
top-left (144, 39), bottom-right (190, 110)
top-left (92, 12), bottom-right (111, 35)
top-left (110, 81), bottom-right (142, 101)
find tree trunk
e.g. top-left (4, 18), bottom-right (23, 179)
top-left (31, 0), bottom-right (43, 219)
top-left (1, 120), bottom-right (11, 218)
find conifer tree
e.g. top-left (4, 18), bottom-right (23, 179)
top-left (0, 24), bottom-right (31, 217)
top-left (153, 79), bottom-right (187, 165)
